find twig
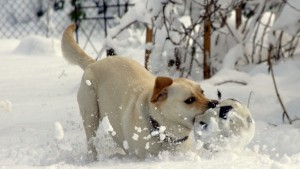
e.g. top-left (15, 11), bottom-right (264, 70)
top-left (287, 28), bottom-right (300, 57)
top-left (58, 70), bottom-right (66, 79)
top-left (217, 89), bottom-right (222, 100)
top-left (283, 0), bottom-right (300, 12)
top-left (247, 91), bottom-right (254, 108)
top-left (243, 0), bottom-right (266, 42)
top-left (214, 80), bottom-right (247, 86)
top-left (267, 44), bottom-right (292, 124)
top-left (276, 31), bottom-right (284, 60)
top-left (218, 11), bottom-right (239, 43)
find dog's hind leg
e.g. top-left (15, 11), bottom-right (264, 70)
top-left (77, 70), bottom-right (100, 161)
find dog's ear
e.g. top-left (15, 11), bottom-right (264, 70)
top-left (151, 76), bottom-right (173, 103)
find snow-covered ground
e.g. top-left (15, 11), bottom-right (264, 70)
top-left (0, 36), bottom-right (300, 168)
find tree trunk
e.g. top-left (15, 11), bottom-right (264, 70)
top-left (203, 0), bottom-right (211, 79)
top-left (145, 26), bottom-right (153, 70)
top-left (235, 2), bottom-right (242, 29)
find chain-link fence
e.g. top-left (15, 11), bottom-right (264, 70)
top-left (0, 0), bottom-right (134, 39)
top-left (0, 0), bottom-right (135, 58)
top-left (0, 0), bottom-right (73, 38)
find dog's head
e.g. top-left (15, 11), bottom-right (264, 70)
top-left (150, 77), bottom-right (217, 131)
top-left (193, 99), bottom-right (255, 151)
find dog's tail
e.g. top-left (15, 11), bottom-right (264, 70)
top-left (61, 24), bottom-right (95, 70)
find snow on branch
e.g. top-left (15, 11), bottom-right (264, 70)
top-left (106, 0), bottom-right (300, 80)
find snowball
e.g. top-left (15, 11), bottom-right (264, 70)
top-left (132, 133), bottom-right (139, 140)
top-left (135, 126), bottom-right (142, 133)
top-left (143, 135), bottom-right (151, 140)
top-left (0, 100), bottom-right (13, 112)
top-left (159, 133), bottom-right (166, 141)
top-left (54, 122), bottom-right (64, 140)
top-left (151, 131), bottom-right (159, 136)
top-left (145, 142), bottom-right (150, 150)
top-left (193, 99), bottom-right (255, 152)
top-left (123, 140), bottom-right (129, 150)
top-left (159, 126), bottom-right (166, 133)
top-left (85, 80), bottom-right (91, 86)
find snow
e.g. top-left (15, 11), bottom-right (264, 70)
top-left (271, 0), bottom-right (300, 35)
top-left (101, 116), bottom-right (115, 135)
top-left (13, 35), bottom-right (61, 57)
top-left (1, 35), bottom-right (300, 168)
top-left (0, 100), bottom-right (13, 112)
top-left (54, 122), bottom-right (65, 140)
top-left (221, 44), bottom-right (244, 70)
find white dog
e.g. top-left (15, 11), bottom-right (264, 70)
top-left (61, 24), bottom-right (218, 160)
top-left (193, 99), bottom-right (255, 152)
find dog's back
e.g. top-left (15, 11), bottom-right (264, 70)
top-left (61, 25), bottom-right (157, 159)
top-left (61, 24), bottom-right (154, 86)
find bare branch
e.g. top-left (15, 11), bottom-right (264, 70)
top-left (267, 43), bottom-right (292, 124)
top-left (214, 80), bottom-right (247, 86)
top-left (283, 0), bottom-right (300, 12)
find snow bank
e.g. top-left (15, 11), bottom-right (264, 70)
top-left (204, 69), bottom-right (250, 87)
top-left (13, 35), bottom-right (62, 57)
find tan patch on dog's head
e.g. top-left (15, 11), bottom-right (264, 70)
top-left (151, 76), bottom-right (173, 102)
top-left (173, 78), bottom-right (211, 113)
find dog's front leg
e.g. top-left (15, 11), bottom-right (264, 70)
top-left (77, 72), bottom-right (100, 161)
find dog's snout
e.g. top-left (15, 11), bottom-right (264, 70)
top-left (208, 100), bottom-right (219, 108)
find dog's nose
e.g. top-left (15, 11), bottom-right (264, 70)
top-left (208, 100), bottom-right (219, 108)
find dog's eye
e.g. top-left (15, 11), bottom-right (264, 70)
top-left (219, 105), bottom-right (233, 120)
top-left (184, 97), bottom-right (196, 104)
